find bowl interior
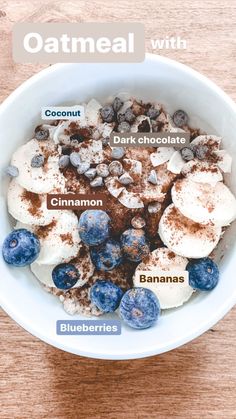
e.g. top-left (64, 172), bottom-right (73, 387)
top-left (0, 55), bottom-right (236, 359)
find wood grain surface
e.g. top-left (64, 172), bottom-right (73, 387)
top-left (1, 1), bottom-right (236, 418)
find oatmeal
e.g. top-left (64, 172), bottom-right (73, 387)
top-left (2, 94), bottom-right (236, 330)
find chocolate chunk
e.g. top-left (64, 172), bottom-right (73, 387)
top-left (31, 154), bottom-right (44, 168)
top-left (100, 105), bottom-right (115, 123)
top-left (173, 110), bottom-right (188, 127)
top-left (180, 147), bottom-right (194, 161)
top-left (70, 133), bottom-right (84, 143)
top-left (35, 127), bottom-right (49, 141)
top-left (117, 121), bottom-right (130, 133)
top-left (113, 97), bottom-right (123, 112)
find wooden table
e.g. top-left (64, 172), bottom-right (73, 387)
top-left (1, 1), bottom-right (236, 418)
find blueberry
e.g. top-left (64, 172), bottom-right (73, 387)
top-left (52, 263), bottom-right (79, 290)
top-left (173, 110), bottom-right (188, 127)
top-left (2, 229), bottom-right (40, 267)
top-left (100, 105), bottom-right (115, 123)
top-left (112, 97), bottom-right (123, 112)
top-left (31, 154), bottom-right (44, 168)
top-left (119, 288), bottom-right (160, 329)
top-left (147, 107), bottom-right (160, 119)
top-left (5, 165), bottom-right (19, 177)
top-left (120, 229), bottom-right (150, 262)
top-left (70, 133), bottom-right (84, 143)
top-left (78, 210), bottom-right (110, 246)
top-left (187, 258), bottom-right (219, 291)
top-left (90, 239), bottom-right (123, 271)
top-left (180, 147), bottom-right (194, 161)
top-left (90, 280), bottom-right (123, 312)
top-left (35, 127), bottom-right (49, 141)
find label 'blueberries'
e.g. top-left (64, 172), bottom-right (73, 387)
top-left (78, 210), bottom-right (111, 246)
top-left (119, 287), bottom-right (160, 329)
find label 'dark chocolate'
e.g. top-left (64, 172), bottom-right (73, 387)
top-left (109, 132), bottom-right (190, 147)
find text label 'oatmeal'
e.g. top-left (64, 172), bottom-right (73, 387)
top-left (47, 194), bottom-right (107, 210)
top-left (12, 23), bottom-right (145, 63)
top-left (109, 132), bottom-right (190, 147)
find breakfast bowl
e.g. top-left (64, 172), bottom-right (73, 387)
top-left (0, 54), bottom-right (236, 360)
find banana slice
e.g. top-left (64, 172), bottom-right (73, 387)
top-left (133, 248), bottom-right (193, 309)
top-left (8, 179), bottom-right (61, 226)
top-left (11, 139), bottom-right (65, 193)
top-left (181, 160), bottom-right (223, 185)
top-left (190, 134), bottom-right (221, 150)
top-left (158, 204), bottom-right (221, 258)
top-left (16, 211), bottom-right (81, 265)
top-left (172, 178), bottom-right (236, 226)
top-left (215, 150), bottom-right (232, 173)
top-left (31, 247), bottom-right (94, 288)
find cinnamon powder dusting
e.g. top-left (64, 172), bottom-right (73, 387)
top-left (21, 190), bottom-right (42, 216)
top-left (60, 233), bottom-right (73, 245)
top-left (35, 220), bottom-right (57, 239)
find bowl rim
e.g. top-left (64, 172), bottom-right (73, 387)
top-left (1, 53), bottom-right (236, 360)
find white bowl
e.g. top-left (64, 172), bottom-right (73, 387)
top-left (1, 54), bottom-right (236, 360)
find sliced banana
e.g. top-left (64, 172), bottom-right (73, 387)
top-left (31, 247), bottom-right (94, 288)
top-left (158, 204), bottom-right (221, 258)
top-left (16, 211), bottom-right (81, 265)
top-left (190, 134), bottom-right (221, 150)
top-left (11, 139), bottom-right (65, 193)
top-left (134, 248), bottom-right (193, 309)
top-left (172, 178), bottom-right (236, 226)
top-left (181, 160), bottom-right (223, 185)
top-left (8, 179), bottom-right (61, 226)
top-left (214, 150), bottom-right (232, 173)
